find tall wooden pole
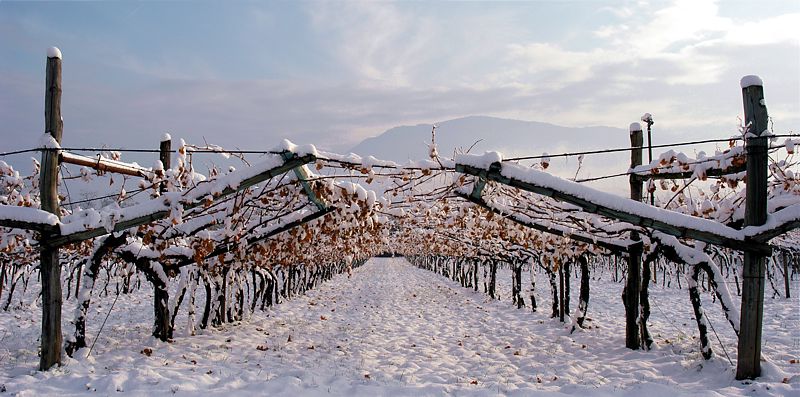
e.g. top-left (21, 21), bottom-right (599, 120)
top-left (736, 76), bottom-right (769, 380)
top-left (40, 47), bottom-right (63, 371)
top-left (626, 123), bottom-right (643, 349)
top-left (558, 262), bottom-right (565, 322)
top-left (642, 114), bottom-right (655, 206)
top-left (159, 134), bottom-right (171, 193)
top-left (782, 251), bottom-right (791, 299)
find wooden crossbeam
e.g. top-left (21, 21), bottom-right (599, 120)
top-left (44, 153), bottom-right (317, 247)
top-left (456, 192), bottom-right (632, 254)
top-left (245, 208), bottom-right (334, 247)
top-left (0, 217), bottom-right (57, 233)
top-left (60, 151), bottom-right (152, 178)
top-left (455, 162), bottom-right (771, 255)
top-left (751, 219), bottom-right (800, 243)
top-left (173, 207), bottom-right (334, 269)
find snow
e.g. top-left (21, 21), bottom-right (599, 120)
top-left (740, 75), bottom-right (763, 88)
top-left (0, 257), bottom-right (796, 396)
top-left (0, 204), bottom-right (59, 226)
top-left (492, 161), bottom-right (747, 241)
top-left (629, 122), bottom-right (642, 132)
top-left (162, 133), bottom-right (172, 142)
top-left (456, 151), bottom-right (504, 169)
top-left (663, 146), bottom-right (741, 181)
top-left (481, 197), bottom-right (633, 251)
top-left (38, 133), bottom-right (61, 149)
top-left (651, 232), bottom-right (741, 333)
top-left (277, 139), bottom-right (319, 157)
top-left (54, 154), bottom-right (293, 237)
top-left (47, 47), bottom-right (62, 59)
top-left (743, 203), bottom-right (800, 239)
top-left (314, 149), bottom-right (454, 170)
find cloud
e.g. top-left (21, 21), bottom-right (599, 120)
top-left (307, 2), bottom-right (438, 86)
top-left (303, 0), bottom-right (798, 100)
top-left (498, 43), bottom-right (613, 90)
top-left (1, 0), bottom-right (796, 178)
top-left (0, 73), bottom-right (529, 158)
top-left (722, 13), bottom-right (800, 46)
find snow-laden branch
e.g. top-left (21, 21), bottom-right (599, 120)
top-left (46, 152), bottom-right (315, 247)
top-left (455, 152), bottom-right (774, 254)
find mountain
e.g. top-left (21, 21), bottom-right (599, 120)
top-left (348, 116), bottom-right (633, 194)
top-left (349, 116), bottom-right (628, 164)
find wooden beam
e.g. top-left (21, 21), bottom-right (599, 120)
top-left (281, 152), bottom-right (327, 211)
top-left (737, 77), bottom-right (770, 380)
top-left (454, 163), bottom-right (771, 255)
top-left (245, 207), bottom-right (334, 247)
top-left (750, 219), bottom-right (800, 243)
top-left (0, 217), bottom-right (57, 233)
top-left (60, 151), bottom-right (152, 178)
top-left (626, 124), bottom-right (643, 350)
top-left (456, 192), bottom-right (631, 254)
top-left (45, 153), bottom-right (317, 247)
top-left (173, 207), bottom-right (334, 269)
top-left (39, 48), bottom-right (63, 371)
top-left (467, 162), bottom-right (500, 200)
top-left (159, 136), bottom-right (171, 194)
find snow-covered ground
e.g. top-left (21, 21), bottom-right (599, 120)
top-left (1, 257), bottom-right (798, 396)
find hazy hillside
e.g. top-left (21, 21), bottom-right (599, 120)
top-left (350, 116), bottom-right (627, 162)
top-left (350, 116), bottom-right (631, 192)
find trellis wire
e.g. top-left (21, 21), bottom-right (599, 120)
top-left (4, 133), bottom-right (798, 159)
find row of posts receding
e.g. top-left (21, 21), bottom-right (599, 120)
top-left (35, 49), bottom-right (771, 380)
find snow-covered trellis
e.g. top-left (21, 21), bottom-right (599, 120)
top-left (1, 49), bottom-right (797, 384)
top-left (453, 77), bottom-right (798, 379)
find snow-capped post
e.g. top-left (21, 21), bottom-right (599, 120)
top-left (736, 75), bottom-right (769, 380)
top-left (641, 113), bottom-right (654, 205)
top-left (159, 133), bottom-right (172, 193)
top-left (40, 46), bottom-right (64, 371)
top-left (625, 123), bottom-right (643, 350)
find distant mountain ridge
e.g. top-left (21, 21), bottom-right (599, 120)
top-left (349, 116), bottom-right (628, 163)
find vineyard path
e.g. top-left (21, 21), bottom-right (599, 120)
top-left (2, 257), bottom-right (795, 396)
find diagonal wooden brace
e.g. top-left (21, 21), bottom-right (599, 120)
top-left (281, 151), bottom-right (327, 211)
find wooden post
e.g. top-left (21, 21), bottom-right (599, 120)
top-left (40, 47), bottom-right (63, 371)
top-left (782, 251), bottom-right (791, 299)
top-left (159, 134), bottom-right (171, 193)
top-left (625, 123), bottom-right (643, 350)
top-left (736, 75), bottom-right (769, 380)
top-left (642, 114), bottom-right (655, 205)
top-left (558, 261), bottom-right (565, 322)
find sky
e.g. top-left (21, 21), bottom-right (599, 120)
top-left (1, 0), bottom-right (799, 173)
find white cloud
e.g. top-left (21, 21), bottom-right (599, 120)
top-left (306, 2), bottom-right (438, 87)
top-left (722, 13), bottom-right (800, 46)
top-left (2, 0), bottom-right (796, 172)
top-left (497, 43), bottom-right (613, 90)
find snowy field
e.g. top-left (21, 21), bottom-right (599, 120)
top-left (1, 257), bottom-right (798, 396)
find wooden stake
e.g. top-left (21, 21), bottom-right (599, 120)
top-left (159, 135), bottom-right (171, 193)
top-left (782, 251), bottom-right (791, 299)
top-left (736, 76), bottom-right (769, 380)
top-left (39, 48), bottom-right (63, 371)
top-left (558, 262), bottom-right (565, 322)
top-left (626, 123), bottom-right (643, 350)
